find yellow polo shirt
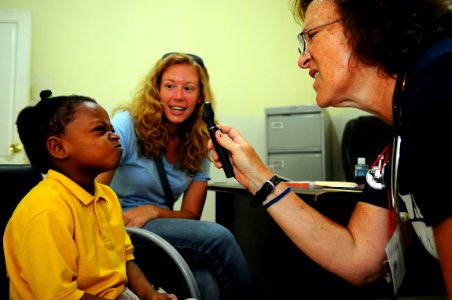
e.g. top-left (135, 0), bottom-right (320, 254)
top-left (4, 170), bottom-right (134, 300)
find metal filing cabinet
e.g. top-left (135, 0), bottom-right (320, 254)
top-left (266, 105), bottom-right (331, 181)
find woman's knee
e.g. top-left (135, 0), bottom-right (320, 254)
top-left (205, 222), bottom-right (237, 246)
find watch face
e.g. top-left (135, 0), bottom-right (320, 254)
top-left (250, 176), bottom-right (281, 208)
top-left (264, 176), bottom-right (280, 193)
top-left (264, 181), bottom-right (273, 192)
top-left (269, 176), bottom-right (281, 190)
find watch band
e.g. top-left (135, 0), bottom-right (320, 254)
top-left (250, 175), bottom-right (281, 208)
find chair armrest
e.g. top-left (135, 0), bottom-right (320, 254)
top-left (125, 226), bottom-right (200, 299)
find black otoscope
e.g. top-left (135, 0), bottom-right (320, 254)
top-left (202, 102), bottom-right (235, 178)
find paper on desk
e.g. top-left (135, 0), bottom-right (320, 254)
top-left (285, 181), bottom-right (359, 189)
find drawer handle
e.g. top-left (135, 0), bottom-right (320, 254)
top-left (271, 160), bottom-right (285, 168)
top-left (270, 121), bottom-right (284, 130)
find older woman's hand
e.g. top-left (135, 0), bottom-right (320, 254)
top-left (208, 124), bottom-right (274, 194)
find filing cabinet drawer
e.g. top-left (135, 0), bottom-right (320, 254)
top-left (269, 153), bottom-right (323, 181)
top-left (267, 113), bottom-right (322, 152)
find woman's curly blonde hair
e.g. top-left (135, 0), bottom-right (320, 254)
top-left (114, 53), bottom-right (216, 173)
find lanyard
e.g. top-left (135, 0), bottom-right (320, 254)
top-left (365, 143), bottom-right (396, 234)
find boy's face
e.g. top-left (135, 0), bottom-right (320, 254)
top-left (59, 102), bottom-right (122, 175)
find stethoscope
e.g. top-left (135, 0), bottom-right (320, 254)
top-left (366, 72), bottom-right (410, 222)
top-left (366, 144), bottom-right (390, 190)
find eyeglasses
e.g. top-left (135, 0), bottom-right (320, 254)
top-left (297, 18), bottom-right (342, 54)
top-left (161, 52), bottom-right (205, 69)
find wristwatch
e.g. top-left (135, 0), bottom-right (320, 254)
top-left (250, 175), bottom-right (281, 208)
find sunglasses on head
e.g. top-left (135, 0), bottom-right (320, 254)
top-left (161, 52), bottom-right (205, 69)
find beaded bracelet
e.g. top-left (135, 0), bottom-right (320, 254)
top-left (262, 187), bottom-right (292, 209)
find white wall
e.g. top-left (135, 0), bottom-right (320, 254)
top-left (0, 0), bottom-right (369, 221)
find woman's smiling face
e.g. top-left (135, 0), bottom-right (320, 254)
top-left (159, 63), bottom-right (202, 127)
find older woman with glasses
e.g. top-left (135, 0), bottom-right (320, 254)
top-left (209, 0), bottom-right (452, 298)
top-left (97, 52), bottom-right (261, 300)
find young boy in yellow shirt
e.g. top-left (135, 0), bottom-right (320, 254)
top-left (3, 91), bottom-right (177, 300)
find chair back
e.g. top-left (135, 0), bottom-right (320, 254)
top-left (341, 116), bottom-right (391, 182)
top-left (0, 164), bottom-right (42, 299)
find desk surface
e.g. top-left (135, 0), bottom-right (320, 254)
top-left (208, 181), bottom-right (361, 200)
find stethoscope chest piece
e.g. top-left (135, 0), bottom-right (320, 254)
top-left (366, 164), bottom-right (387, 190)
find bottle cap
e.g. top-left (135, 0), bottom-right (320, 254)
top-left (357, 157), bottom-right (366, 164)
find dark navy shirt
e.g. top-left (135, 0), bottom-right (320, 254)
top-left (358, 38), bottom-right (452, 227)
top-left (397, 38), bottom-right (452, 226)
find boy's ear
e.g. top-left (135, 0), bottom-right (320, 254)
top-left (47, 136), bottom-right (68, 159)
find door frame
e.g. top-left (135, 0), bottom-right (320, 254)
top-left (0, 9), bottom-right (31, 163)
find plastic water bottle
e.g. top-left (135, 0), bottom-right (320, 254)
top-left (354, 157), bottom-right (368, 184)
